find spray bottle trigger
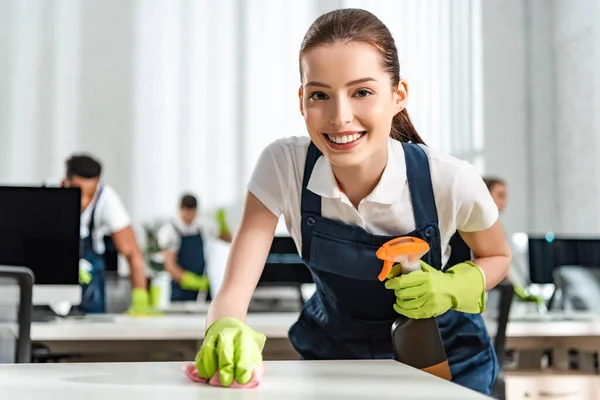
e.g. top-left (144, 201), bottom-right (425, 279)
top-left (378, 259), bottom-right (394, 282)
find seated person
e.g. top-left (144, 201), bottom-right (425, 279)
top-left (448, 176), bottom-right (542, 304)
top-left (158, 194), bottom-right (232, 302)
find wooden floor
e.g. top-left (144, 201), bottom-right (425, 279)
top-left (506, 371), bottom-right (600, 399)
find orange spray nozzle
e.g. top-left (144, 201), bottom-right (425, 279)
top-left (376, 236), bottom-right (430, 281)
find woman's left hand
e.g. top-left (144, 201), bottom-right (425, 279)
top-left (384, 261), bottom-right (486, 319)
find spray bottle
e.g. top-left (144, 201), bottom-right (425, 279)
top-left (376, 236), bottom-right (452, 380)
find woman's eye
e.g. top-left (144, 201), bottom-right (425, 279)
top-left (309, 92), bottom-right (328, 101)
top-left (354, 89), bottom-right (372, 98)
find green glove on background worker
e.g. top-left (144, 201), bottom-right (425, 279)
top-left (215, 208), bottom-right (230, 235)
top-left (385, 261), bottom-right (486, 319)
top-left (196, 317), bottom-right (265, 386)
top-left (513, 283), bottom-right (545, 305)
top-left (126, 288), bottom-right (162, 316)
top-left (79, 267), bottom-right (92, 285)
top-left (179, 271), bottom-right (210, 291)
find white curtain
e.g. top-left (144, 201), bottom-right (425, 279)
top-left (0, 0), bottom-right (482, 226)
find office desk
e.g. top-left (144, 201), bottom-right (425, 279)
top-left (506, 371), bottom-right (600, 399)
top-left (29, 310), bottom-right (600, 368)
top-left (31, 313), bottom-right (297, 341)
top-left (0, 360), bottom-right (489, 399)
top-left (485, 312), bottom-right (600, 370)
top-left (30, 313), bottom-right (299, 362)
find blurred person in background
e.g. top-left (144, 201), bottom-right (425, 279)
top-left (158, 194), bottom-right (232, 302)
top-left (449, 175), bottom-right (542, 304)
top-left (62, 154), bottom-right (156, 315)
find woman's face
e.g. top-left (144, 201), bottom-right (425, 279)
top-left (490, 183), bottom-right (508, 213)
top-left (299, 41), bottom-right (407, 169)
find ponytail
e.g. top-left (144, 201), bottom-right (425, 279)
top-left (390, 109), bottom-right (426, 145)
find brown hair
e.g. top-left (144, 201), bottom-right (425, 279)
top-left (180, 194), bottom-right (198, 210)
top-left (483, 177), bottom-right (506, 191)
top-left (299, 8), bottom-right (425, 145)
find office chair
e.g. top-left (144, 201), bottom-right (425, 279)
top-left (0, 266), bottom-right (34, 363)
top-left (551, 265), bottom-right (600, 371)
top-left (552, 265), bottom-right (600, 311)
top-left (490, 279), bottom-right (515, 400)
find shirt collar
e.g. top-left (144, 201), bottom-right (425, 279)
top-left (307, 137), bottom-right (407, 204)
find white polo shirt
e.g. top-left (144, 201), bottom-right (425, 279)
top-left (157, 217), bottom-right (220, 253)
top-left (80, 184), bottom-right (131, 254)
top-left (247, 136), bottom-right (498, 267)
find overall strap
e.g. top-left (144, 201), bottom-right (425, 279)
top-left (300, 142), bottom-right (323, 262)
top-left (88, 186), bottom-right (104, 236)
top-left (402, 143), bottom-right (442, 268)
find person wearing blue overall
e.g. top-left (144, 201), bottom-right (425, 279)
top-left (193, 8), bottom-right (512, 395)
top-left (62, 154), bottom-right (155, 315)
top-left (158, 194), bottom-right (232, 302)
top-left (79, 186), bottom-right (108, 313)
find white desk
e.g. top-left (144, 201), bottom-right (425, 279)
top-left (0, 360), bottom-right (489, 399)
top-left (488, 312), bottom-right (600, 371)
top-left (30, 313), bottom-right (297, 341)
top-left (30, 310), bottom-right (600, 342)
top-left (29, 313), bottom-right (300, 362)
top-left (27, 310), bottom-right (600, 368)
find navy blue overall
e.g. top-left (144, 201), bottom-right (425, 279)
top-left (170, 223), bottom-right (207, 302)
top-left (288, 142), bottom-right (498, 395)
top-left (79, 187), bottom-right (107, 314)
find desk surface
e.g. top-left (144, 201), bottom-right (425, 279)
top-left (0, 360), bottom-right (488, 399)
top-left (29, 310), bottom-right (600, 342)
top-left (30, 313), bottom-right (299, 341)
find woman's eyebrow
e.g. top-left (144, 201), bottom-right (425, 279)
top-left (304, 77), bottom-right (376, 88)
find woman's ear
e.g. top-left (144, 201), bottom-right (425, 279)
top-left (298, 86), bottom-right (304, 117)
top-left (394, 80), bottom-right (409, 114)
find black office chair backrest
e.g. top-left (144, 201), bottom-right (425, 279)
top-left (0, 266), bottom-right (34, 363)
top-left (492, 279), bottom-right (514, 367)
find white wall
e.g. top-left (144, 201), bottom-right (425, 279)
top-left (481, 0), bottom-right (600, 236)
top-left (0, 0), bottom-right (136, 208)
top-left (0, 0), bottom-right (480, 230)
top-left (552, 0), bottom-right (600, 235)
top-left (481, 0), bottom-right (529, 235)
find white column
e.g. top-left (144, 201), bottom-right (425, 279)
top-left (51, 0), bottom-right (82, 179)
top-left (5, 0), bottom-right (42, 184)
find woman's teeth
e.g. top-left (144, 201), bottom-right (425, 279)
top-left (326, 132), bottom-right (365, 144)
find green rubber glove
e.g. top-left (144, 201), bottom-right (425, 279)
top-left (179, 271), bottom-right (209, 291)
top-left (126, 288), bottom-right (161, 316)
top-left (78, 259), bottom-right (92, 285)
top-left (215, 208), bottom-right (230, 235)
top-left (79, 266), bottom-right (92, 285)
top-left (384, 261), bottom-right (486, 319)
top-left (513, 283), bottom-right (545, 305)
top-left (196, 317), bottom-right (266, 387)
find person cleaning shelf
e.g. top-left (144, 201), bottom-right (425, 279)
top-left (158, 194), bottom-right (232, 302)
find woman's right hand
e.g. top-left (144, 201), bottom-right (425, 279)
top-left (195, 317), bottom-right (266, 386)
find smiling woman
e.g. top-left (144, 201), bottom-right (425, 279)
top-left (194, 8), bottom-right (511, 396)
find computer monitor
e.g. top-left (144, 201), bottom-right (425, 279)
top-left (0, 186), bottom-right (81, 305)
top-left (528, 234), bottom-right (600, 284)
top-left (258, 236), bottom-right (313, 286)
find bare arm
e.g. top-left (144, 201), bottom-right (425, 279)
top-left (205, 191), bottom-right (279, 330)
top-left (162, 250), bottom-right (186, 281)
top-left (111, 226), bottom-right (147, 290)
top-left (459, 219), bottom-right (512, 291)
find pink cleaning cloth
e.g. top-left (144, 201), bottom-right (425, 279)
top-left (182, 363), bottom-right (265, 388)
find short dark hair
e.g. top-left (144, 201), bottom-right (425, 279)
top-left (180, 194), bottom-right (198, 210)
top-left (66, 154), bottom-right (102, 179)
top-left (483, 176), bottom-right (506, 191)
